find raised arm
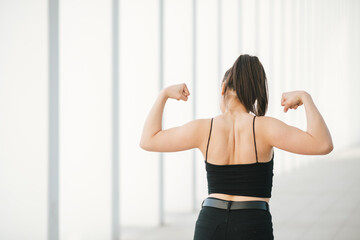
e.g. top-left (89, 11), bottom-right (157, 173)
top-left (139, 83), bottom-right (207, 152)
top-left (261, 91), bottom-right (333, 155)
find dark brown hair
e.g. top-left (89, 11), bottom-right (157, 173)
top-left (222, 54), bottom-right (268, 116)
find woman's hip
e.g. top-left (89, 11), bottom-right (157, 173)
top-left (193, 197), bottom-right (274, 240)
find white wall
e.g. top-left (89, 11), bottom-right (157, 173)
top-left (120, 0), bottom-right (161, 226)
top-left (0, 0), bottom-right (48, 239)
top-left (59, 0), bottom-right (112, 239)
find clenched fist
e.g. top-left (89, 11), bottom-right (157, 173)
top-left (164, 83), bottom-right (190, 101)
top-left (281, 91), bottom-right (308, 112)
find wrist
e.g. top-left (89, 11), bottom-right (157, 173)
top-left (160, 88), bottom-right (169, 99)
top-left (300, 91), bottom-right (311, 103)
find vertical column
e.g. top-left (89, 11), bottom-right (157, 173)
top-left (112, 0), bottom-right (120, 238)
top-left (269, 0), bottom-right (274, 103)
top-left (0, 1), bottom-right (48, 239)
top-left (120, 0), bottom-right (159, 227)
top-left (217, 0), bottom-right (222, 111)
top-left (59, 0), bottom-right (112, 238)
top-left (276, 0), bottom-right (286, 176)
top-left (192, 0), bottom-right (197, 212)
top-left (48, 0), bottom-right (59, 239)
top-left (159, 0), bottom-right (165, 226)
top-left (238, 0), bottom-right (242, 54)
top-left (254, 0), bottom-right (259, 53)
top-left (268, 0), bottom-right (279, 122)
top-left (289, 0), bottom-right (296, 171)
top-left (280, 0), bottom-right (285, 90)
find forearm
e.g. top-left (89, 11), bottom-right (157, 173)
top-left (140, 89), bottom-right (168, 145)
top-left (302, 91), bottom-right (333, 148)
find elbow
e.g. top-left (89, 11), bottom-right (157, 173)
top-left (326, 141), bottom-right (334, 154)
top-left (321, 140), bottom-right (334, 155)
top-left (140, 132), bottom-right (159, 151)
top-left (139, 138), bottom-right (151, 151)
top-left (139, 139), bottom-right (147, 150)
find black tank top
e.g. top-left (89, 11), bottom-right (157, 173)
top-left (205, 115), bottom-right (274, 198)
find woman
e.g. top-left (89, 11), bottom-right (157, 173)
top-left (140, 54), bottom-right (333, 239)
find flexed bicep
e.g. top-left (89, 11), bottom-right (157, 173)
top-left (140, 118), bottom-right (207, 152)
top-left (262, 116), bottom-right (331, 155)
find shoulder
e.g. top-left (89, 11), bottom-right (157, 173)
top-left (194, 116), bottom-right (224, 136)
top-left (254, 115), bottom-right (287, 136)
top-left (188, 117), bottom-right (212, 126)
top-left (255, 115), bottom-right (300, 148)
top-left (255, 115), bottom-right (284, 125)
top-left (182, 118), bottom-right (214, 134)
top-left (186, 117), bottom-right (216, 148)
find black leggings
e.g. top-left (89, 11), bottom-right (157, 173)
top-left (193, 198), bottom-right (274, 240)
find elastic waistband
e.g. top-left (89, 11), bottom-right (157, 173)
top-left (202, 197), bottom-right (270, 211)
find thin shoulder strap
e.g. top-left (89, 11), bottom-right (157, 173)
top-left (205, 118), bottom-right (214, 162)
top-left (253, 115), bottom-right (259, 163)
